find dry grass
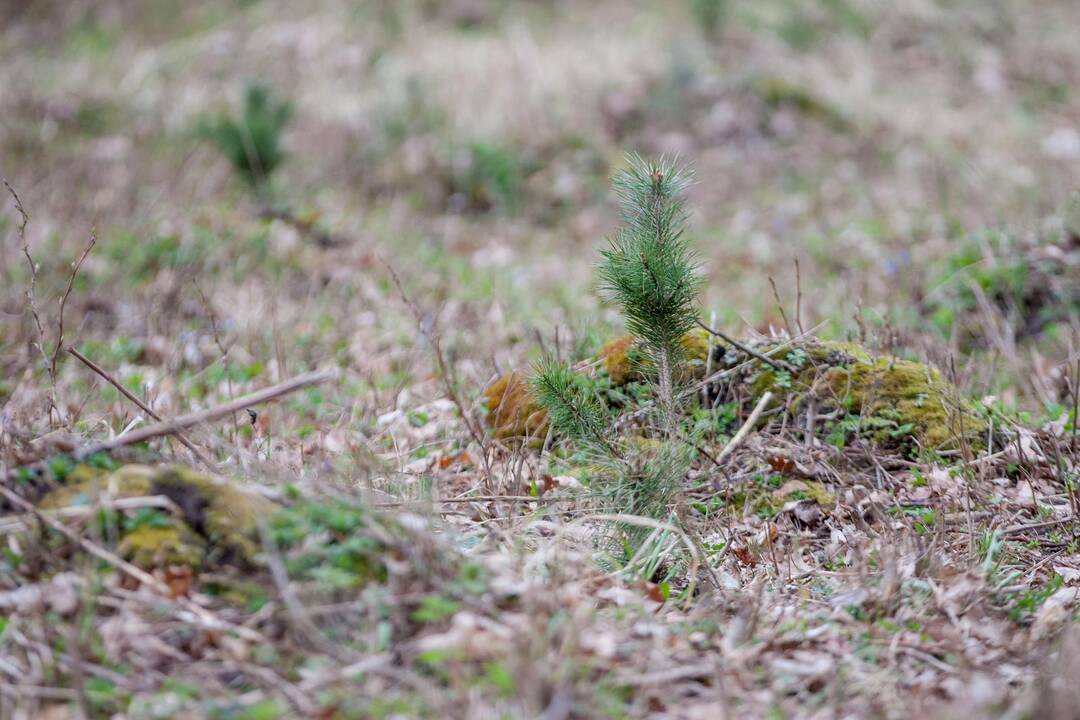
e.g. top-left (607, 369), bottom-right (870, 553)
top-left (1, 1), bottom-right (1079, 718)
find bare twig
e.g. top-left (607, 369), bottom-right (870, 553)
top-left (67, 346), bottom-right (213, 467)
top-left (1001, 516), bottom-right (1076, 537)
top-left (71, 368), bottom-right (337, 462)
top-left (768, 276), bottom-right (795, 338)
top-left (5, 180), bottom-right (96, 424)
top-left (6, 181), bottom-right (51, 403)
top-left (690, 322), bottom-right (823, 394)
top-left (4, 369), bottom-right (336, 483)
top-left (0, 494), bottom-right (183, 535)
top-left (53, 229), bottom-right (96, 379)
top-left (716, 391), bottom-right (774, 465)
top-left (794, 257), bottom-right (805, 335)
top-left (694, 319), bottom-right (795, 373)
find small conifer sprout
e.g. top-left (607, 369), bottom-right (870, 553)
top-left (531, 156), bottom-right (703, 557)
top-left (597, 155), bottom-right (703, 437)
top-left (197, 83), bottom-right (293, 199)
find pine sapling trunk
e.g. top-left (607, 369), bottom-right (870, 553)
top-left (656, 346), bottom-right (676, 439)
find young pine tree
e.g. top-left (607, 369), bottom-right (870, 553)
top-left (597, 155), bottom-right (702, 438)
top-left (197, 83), bottom-right (293, 203)
top-left (532, 155), bottom-right (702, 540)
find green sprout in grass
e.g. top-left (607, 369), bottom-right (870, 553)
top-left (197, 83), bottom-right (292, 201)
top-left (197, 83), bottom-right (340, 246)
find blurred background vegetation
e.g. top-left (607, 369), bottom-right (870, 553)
top-left (2, 0), bottom-right (1078, 434)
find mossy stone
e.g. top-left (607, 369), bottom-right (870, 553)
top-left (119, 521), bottom-right (207, 570)
top-left (482, 370), bottom-right (549, 441)
top-left (37, 464), bottom-right (275, 568)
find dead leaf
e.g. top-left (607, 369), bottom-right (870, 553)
top-left (785, 499), bottom-right (823, 529)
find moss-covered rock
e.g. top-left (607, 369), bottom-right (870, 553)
top-left (485, 334), bottom-right (986, 454)
top-left (37, 464), bottom-right (274, 569)
top-left (749, 340), bottom-right (986, 451)
top-left (119, 521), bottom-right (207, 570)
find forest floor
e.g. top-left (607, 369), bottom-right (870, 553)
top-left (2, 1), bottom-right (1080, 718)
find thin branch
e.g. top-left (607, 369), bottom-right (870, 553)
top-left (53, 229), bottom-right (96, 379)
top-left (694, 318), bottom-right (796, 373)
top-left (5, 181), bottom-right (51, 387)
top-left (67, 346), bottom-right (213, 467)
top-left (715, 391), bottom-right (774, 465)
top-left (794, 257), bottom-right (805, 335)
top-left (768, 276), bottom-right (795, 338)
top-left (5, 368), bottom-right (337, 481)
top-left (381, 259), bottom-right (498, 498)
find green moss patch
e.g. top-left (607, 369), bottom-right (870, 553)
top-left (37, 464), bottom-right (275, 570)
top-left (748, 341), bottom-right (986, 452)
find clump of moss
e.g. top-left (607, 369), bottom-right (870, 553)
top-left (119, 521), bottom-right (207, 570)
top-left (747, 341), bottom-right (986, 451)
top-left (482, 371), bottom-right (549, 441)
top-left (752, 75), bottom-right (850, 131)
top-left (598, 335), bottom-right (638, 385)
top-left (37, 464), bottom-right (274, 569)
top-left (723, 476), bottom-right (835, 518)
top-left (488, 333), bottom-right (987, 455)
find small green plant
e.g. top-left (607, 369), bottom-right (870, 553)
top-left (533, 156), bottom-right (702, 555)
top-left (454, 141), bottom-right (522, 212)
top-left (597, 155), bottom-right (702, 436)
top-left (690, 0), bottom-right (727, 39)
top-left (197, 84), bottom-right (293, 200)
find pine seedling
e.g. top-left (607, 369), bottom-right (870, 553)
top-left (532, 156), bottom-right (702, 559)
top-left (597, 155), bottom-right (702, 437)
top-left (197, 83), bottom-right (293, 200)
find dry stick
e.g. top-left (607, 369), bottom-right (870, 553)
top-left (691, 322), bottom-right (824, 393)
top-left (3, 369), bottom-right (336, 484)
top-left (1071, 357), bottom-right (1079, 456)
top-left (794, 257), bottom-right (805, 336)
top-left (1001, 516), bottom-right (1076, 537)
top-left (768, 276), bottom-right (795, 338)
top-left (715, 391), bottom-right (774, 465)
top-left (67, 346), bottom-right (213, 467)
top-left (694, 319), bottom-right (795, 373)
top-left (6, 181), bottom-right (53, 408)
top-left (372, 493), bottom-right (584, 508)
top-left (69, 368), bottom-right (337, 462)
top-left (52, 229), bottom-right (96, 380)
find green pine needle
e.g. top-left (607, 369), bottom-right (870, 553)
top-left (598, 154), bottom-right (702, 361)
top-left (530, 356), bottom-right (614, 453)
